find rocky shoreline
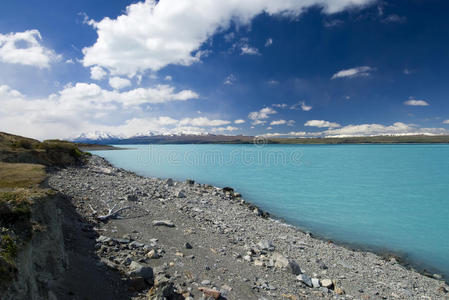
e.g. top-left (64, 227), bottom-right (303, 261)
top-left (48, 155), bottom-right (449, 299)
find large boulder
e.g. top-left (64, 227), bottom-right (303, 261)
top-left (128, 261), bottom-right (154, 284)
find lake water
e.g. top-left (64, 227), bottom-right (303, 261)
top-left (90, 144), bottom-right (449, 278)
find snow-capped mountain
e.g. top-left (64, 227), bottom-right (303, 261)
top-left (71, 131), bottom-right (126, 142)
top-left (70, 130), bottom-right (241, 144)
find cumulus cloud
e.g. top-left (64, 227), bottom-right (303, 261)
top-left (109, 77), bottom-right (132, 90)
top-left (305, 120), bottom-right (341, 128)
top-left (324, 122), bottom-right (447, 137)
top-left (0, 30), bottom-right (60, 68)
top-left (234, 119), bottom-right (245, 124)
top-left (164, 75), bottom-right (172, 81)
top-left (262, 122), bottom-right (449, 138)
top-left (82, 0), bottom-right (374, 77)
top-left (90, 66), bottom-right (107, 80)
top-left (248, 107), bottom-right (277, 125)
top-left (0, 83), bottom-right (199, 139)
top-left (270, 119), bottom-right (286, 125)
top-left (443, 120), bottom-right (449, 125)
top-left (331, 66), bottom-right (375, 79)
top-left (404, 99), bottom-right (429, 106)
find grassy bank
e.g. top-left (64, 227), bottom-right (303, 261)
top-left (0, 132), bottom-right (88, 288)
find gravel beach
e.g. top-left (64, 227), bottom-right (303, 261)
top-left (48, 155), bottom-right (449, 299)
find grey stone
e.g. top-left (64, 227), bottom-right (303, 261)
top-left (96, 235), bottom-right (111, 243)
top-left (127, 194), bottom-right (138, 201)
top-left (152, 220), bottom-right (175, 227)
top-left (271, 253), bottom-right (301, 275)
top-left (176, 190), bottom-right (186, 198)
top-left (297, 274), bottom-right (312, 287)
top-left (286, 260), bottom-right (302, 275)
top-left (166, 178), bottom-right (174, 186)
top-left (129, 241), bottom-right (144, 248)
top-left (128, 261), bottom-right (154, 283)
top-left (257, 240), bottom-right (274, 251)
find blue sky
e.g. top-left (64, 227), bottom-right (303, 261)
top-left (1, 0), bottom-right (449, 139)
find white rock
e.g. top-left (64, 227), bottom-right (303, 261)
top-left (243, 255), bottom-right (252, 262)
top-left (311, 278), bottom-right (320, 288)
top-left (320, 279), bottom-right (333, 289)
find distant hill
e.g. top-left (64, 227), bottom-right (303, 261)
top-left (71, 132), bottom-right (449, 145)
top-left (72, 133), bottom-right (256, 145)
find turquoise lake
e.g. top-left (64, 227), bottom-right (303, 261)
top-left (91, 144), bottom-right (449, 278)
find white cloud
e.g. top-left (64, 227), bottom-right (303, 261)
top-left (224, 74), bottom-right (236, 85)
top-left (82, 0), bottom-right (374, 77)
top-left (443, 120), bottom-right (449, 125)
top-left (248, 107), bottom-right (277, 125)
top-left (404, 99), bottom-right (429, 106)
top-left (305, 120), bottom-right (341, 128)
top-left (272, 103), bottom-right (287, 108)
top-left (241, 45), bottom-right (260, 56)
top-left (90, 66), bottom-right (107, 80)
top-left (324, 19), bottom-right (344, 27)
top-left (331, 66), bottom-right (375, 79)
top-left (291, 101), bottom-right (312, 111)
top-left (109, 77), bottom-right (132, 90)
top-left (265, 38), bottom-right (273, 47)
top-left (0, 30), bottom-right (60, 68)
top-left (252, 120), bottom-right (267, 125)
top-left (270, 119), bottom-right (286, 125)
top-left (287, 120), bottom-right (296, 126)
top-left (165, 75), bottom-right (172, 81)
top-left (324, 122), bottom-right (447, 137)
top-left (0, 83), bottom-right (199, 139)
top-left (267, 80), bottom-right (279, 85)
top-left (382, 14), bottom-right (406, 23)
top-left (179, 117), bottom-right (230, 127)
top-left (213, 126), bottom-right (238, 132)
top-left (262, 131), bottom-right (309, 137)
top-left (262, 122), bottom-right (449, 138)
top-left (65, 59), bottom-right (75, 64)
top-left (0, 84), bottom-right (24, 99)
top-left (300, 102), bottom-right (312, 111)
top-left (234, 119), bottom-right (245, 124)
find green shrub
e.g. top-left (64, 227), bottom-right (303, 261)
top-left (0, 235), bottom-right (16, 262)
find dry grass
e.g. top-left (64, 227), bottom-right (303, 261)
top-left (0, 162), bottom-right (46, 189)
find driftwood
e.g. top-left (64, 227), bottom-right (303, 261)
top-left (89, 202), bottom-right (130, 221)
